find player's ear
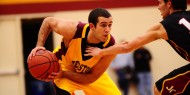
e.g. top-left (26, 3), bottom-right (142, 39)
top-left (89, 23), bottom-right (95, 29)
top-left (167, 0), bottom-right (172, 8)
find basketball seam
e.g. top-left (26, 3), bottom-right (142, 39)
top-left (47, 51), bottom-right (57, 72)
top-left (37, 51), bottom-right (58, 79)
top-left (29, 61), bottom-right (58, 69)
top-left (35, 54), bottom-right (53, 78)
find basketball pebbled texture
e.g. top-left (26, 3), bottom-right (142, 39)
top-left (28, 50), bottom-right (60, 81)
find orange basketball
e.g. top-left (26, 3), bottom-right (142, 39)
top-left (28, 50), bottom-right (60, 81)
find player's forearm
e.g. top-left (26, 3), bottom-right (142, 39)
top-left (100, 38), bottom-right (144, 56)
top-left (100, 43), bottom-right (130, 56)
top-left (36, 18), bottom-right (52, 47)
top-left (60, 71), bottom-right (96, 84)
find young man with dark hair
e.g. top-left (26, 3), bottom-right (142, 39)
top-left (28, 8), bottom-right (121, 95)
top-left (85, 0), bottom-right (190, 94)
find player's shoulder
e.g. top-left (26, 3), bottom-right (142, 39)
top-left (77, 22), bottom-right (87, 28)
top-left (73, 22), bottom-right (88, 38)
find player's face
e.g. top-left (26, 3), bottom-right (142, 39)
top-left (158, 0), bottom-right (170, 19)
top-left (94, 16), bottom-right (113, 42)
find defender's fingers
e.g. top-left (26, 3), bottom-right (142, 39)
top-left (85, 49), bottom-right (92, 53)
top-left (85, 47), bottom-right (95, 53)
top-left (84, 53), bottom-right (92, 56)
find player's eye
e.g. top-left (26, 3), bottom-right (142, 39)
top-left (108, 24), bottom-right (112, 28)
top-left (100, 24), bottom-right (107, 28)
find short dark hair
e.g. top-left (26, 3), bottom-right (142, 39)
top-left (164, 0), bottom-right (187, 10)
top-left (88, 8), bottom-right (112, 27)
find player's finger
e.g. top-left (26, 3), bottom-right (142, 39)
top-left (27, 49), bottom-right (35, 60)
top-left (48, 75), bottom-right (55, 79)
top-left (121, 41), bottom-right (128, 44)
top-left (86, 46), bottom-right (93, 48)
top-left (86, 47), bottom-right (94, 50)
top-left (31, 48), bottom-right (37, 57)
top-left (48, 72), bottom-right (59, 79)
top-left (84, 53), bottom-right (92, 56)
top-left (85, 47), bottom-right (94, 53)
top-left (32, 46), bottom-right (46, 56)
top-left (85, 49), bottom-right (91, 53)
top-left (44, 79), bottom-right (52, 82)
top-left (52, 72), bottom-right (59, 76)
top-left (27, 47), bottom-right (46, 60)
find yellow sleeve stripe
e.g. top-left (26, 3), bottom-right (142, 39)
top-left (82, 24), bottom-right (89, 38)
top-left (103, 34), bottom-right (110, 47)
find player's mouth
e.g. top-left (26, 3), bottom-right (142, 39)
top-left (103, 34), bottom-right (108, 38)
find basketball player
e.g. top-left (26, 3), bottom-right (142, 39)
top-left (85, 0), bottom-right (190, 94)
top-left (28, 8), bottom-right (121, 95)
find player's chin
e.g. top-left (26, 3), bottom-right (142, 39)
top-left (101, 37), bottom-right (108, 42)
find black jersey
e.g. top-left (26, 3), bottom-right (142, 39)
top-left (160, 11), bottom-right (190, 62)
top-left (156, 11), bottom-right (190, 95)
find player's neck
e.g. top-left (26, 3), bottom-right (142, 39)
top-left (170, 9), bottom-right (184, 14)
top-left (87, 30), bottom-right (100, 44)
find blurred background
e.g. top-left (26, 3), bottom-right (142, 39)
top-left (0, 0), bottom-right (190, 95)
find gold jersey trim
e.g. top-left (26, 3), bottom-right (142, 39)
top-left (82, 24), bottom-right (89, 38)
top-left (103, 34), bottom-right (110, 47)
top-left (161, 70), bottom-right (190, 94)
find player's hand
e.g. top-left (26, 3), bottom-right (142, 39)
top-left (45, 67), bottom-right (62, 82)
top-left (27, 46), bottom-right (46, 60)
top-left (45, 72), bottom-right (60, 82)
top-left (85, 47), bottom-right (102, 56)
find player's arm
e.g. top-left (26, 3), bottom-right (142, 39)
top-left (85, 23), bottom-right (168, 56)
top-left (56, 55), bottom-right (116, 84)
top-left (36, 17), bottom-right (78, 47)
top-left (28, 17), bottom-right (78, 59)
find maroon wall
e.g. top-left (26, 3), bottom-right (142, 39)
top-left (0, 0), bottom-right (190, 15)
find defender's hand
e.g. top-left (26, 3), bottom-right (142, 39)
top-left (85, 47), bottom-right (102, 56)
